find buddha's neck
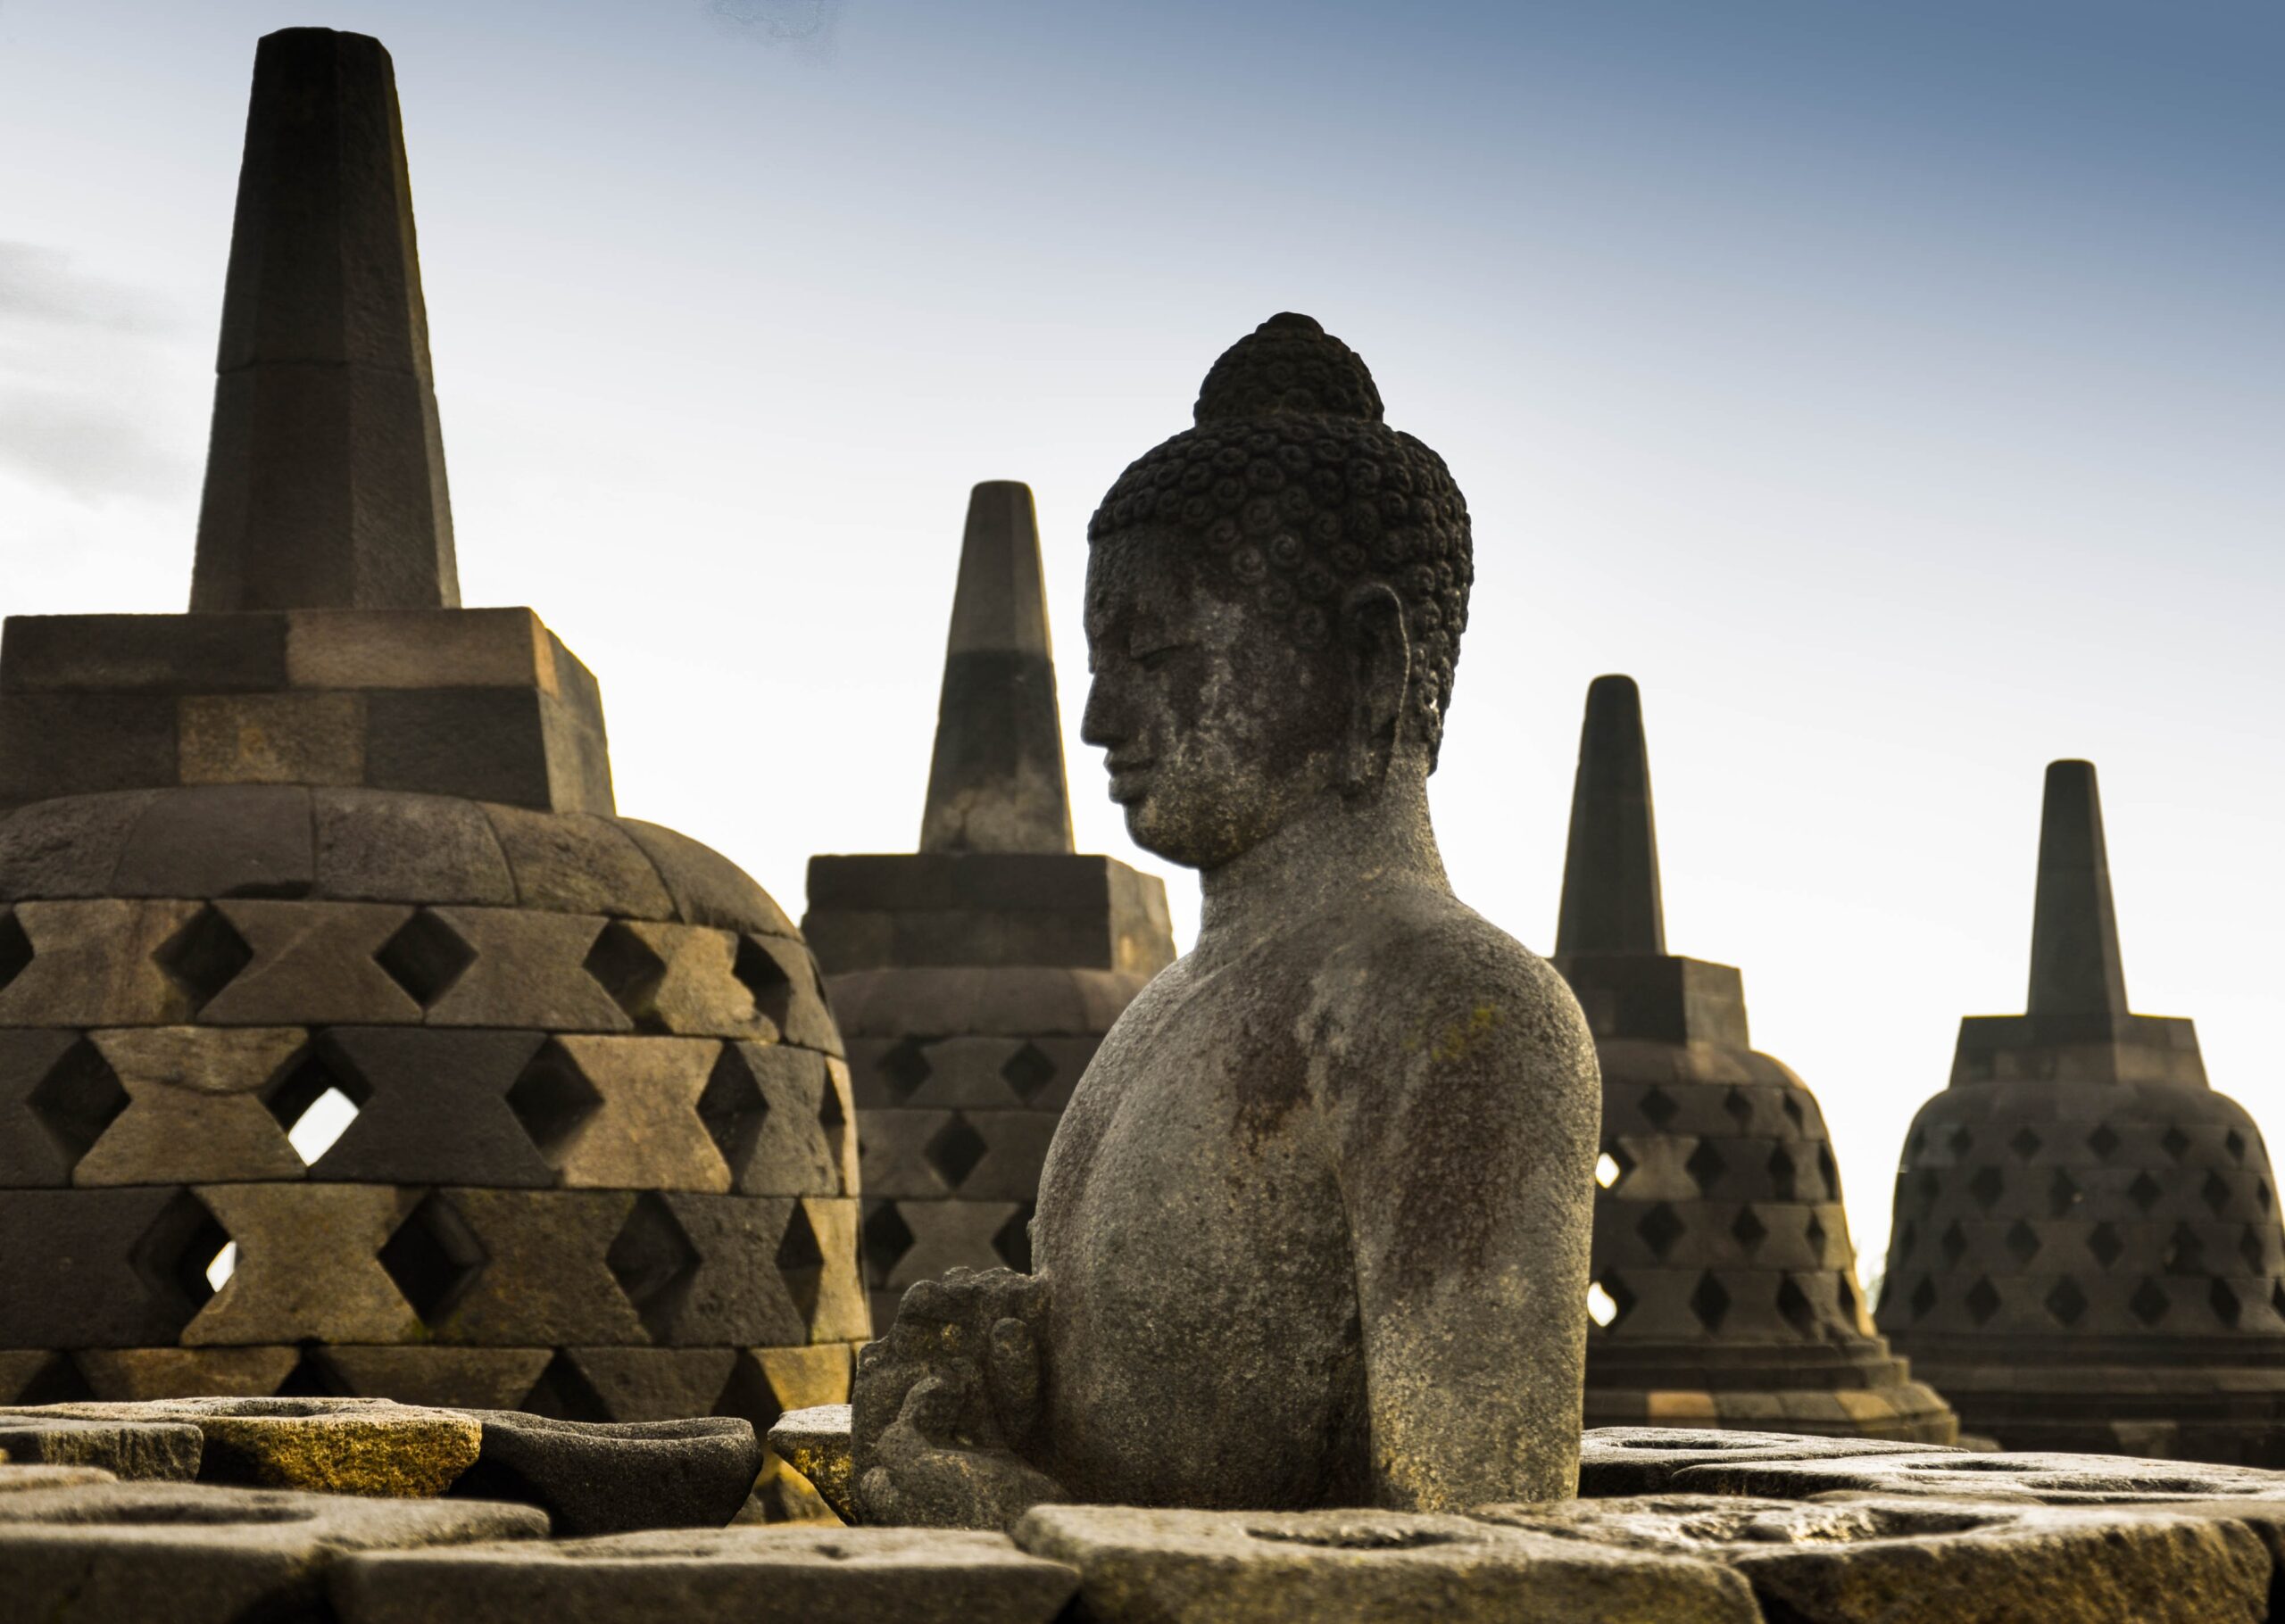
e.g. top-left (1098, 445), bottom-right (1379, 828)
top-left (1195, 775), bottom-right (1450, 952)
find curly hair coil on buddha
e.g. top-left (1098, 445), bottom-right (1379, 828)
top-left (1089, 312), bottom-right (1473, 763)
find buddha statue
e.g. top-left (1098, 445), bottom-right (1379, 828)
top-left (847, 314), bottom-right (1601, 1525)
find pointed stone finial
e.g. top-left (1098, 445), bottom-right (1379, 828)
top-left (918, 482), bottom-right (1073, 854)
top-left (190, 29), bottom-right (459, 613)
top-left (1556, 675), bottom-right (1666, 957)
top-left (2026, 758), bottom-right (2129, 1018)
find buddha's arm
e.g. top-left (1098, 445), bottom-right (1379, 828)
top-left (1333, 943), bottom-right (1601, 1510)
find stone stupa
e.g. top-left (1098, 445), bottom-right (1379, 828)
top-left (0, 29), bottom-right (868, 1489)
top-left (1559, 676), bottom-right (1953, 1441)
top-left (802, 482), bottom-right (1175, 1332)
top-left (1877, 760), bottom-right (2285, 1463)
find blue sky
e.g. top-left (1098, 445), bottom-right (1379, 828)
top-left (1, 0), bottom-right (2278, 1271)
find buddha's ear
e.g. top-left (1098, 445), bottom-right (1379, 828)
top-left (1339, 582), bottom-right (1411, 796)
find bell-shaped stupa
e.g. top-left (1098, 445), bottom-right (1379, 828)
top-left (802, 483), bottom-right (1176, 1330)
top-left (1877, 760), bottom-right (2285, 1462)
top-left (1561, 676), bottom-right (1953, 1441)
top-left (0, 30), bottom-right (867, 1485)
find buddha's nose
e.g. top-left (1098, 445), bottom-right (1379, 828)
top-left (1079, 673), bottom-right (1126, 751)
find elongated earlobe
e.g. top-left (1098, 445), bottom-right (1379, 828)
top-left (1340, 584), bottom-right (1411, 795)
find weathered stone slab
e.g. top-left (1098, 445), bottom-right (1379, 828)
top-left (614, 817), bottom-right (797, 938)
top-left (483, 801), bottom-right (672, 918)
top-left (75, 1027), bottom-right (307, 1185)
top-left (184, 1183), bottom-right (425, 1346)
top-left (769, 1403), bottom-right (856, 1523)
top-left (427, 1188), bottom-right (648, 1345)
top-left (419, 906), bottom-right (630, 1029)
top-left (0, 1028), bottom-right (98, 1186)
top-left (200, 899), bottom-right (421, 1023)
top-left (1661, 1443), bottom-right (2285, 1504)
top-left (319, 1347), bottom-right (553, 1411)
top-left (312, 785), bottom-right (516, 906)
top-left (75, 1346), bottom-right (300, 1400)
top-left (0, 789), bottom-right (159, 896)
top-left (710, 1042), bottom-right (851, 1197)
top-left (1012, 1504), bottom-right (1757, 1623)
top-left (109, 783), bottom-right (314, 898)
top-left (550, 1035), bottom-right (729, 1190)
top-left (0, 1462), bottom-right (114, 1493)
top-left (179, 690), bottom-right (367, 784)
top-left (0, 1479), bottom-right (544, 1622)
top-left (1475, 1494), bottom-right (2271, 1624)
top-left (1579, 1426), bottom-right (1950, 1496)
top-left (446, 1411), bottom-right (763, 1536)
top-left (0, 899), bottom-right (205, 1026)
top-left (0, 1187), bottom-right (219, 1346)
top-left (6, 1397), bottom-right (483, 1496)
top-left (303, 1026), bottom-right (554, 1185)
top-left (0, 1413), bottom-right (202, 1479)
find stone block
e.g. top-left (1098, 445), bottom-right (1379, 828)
top-left (825, 965), bottom-right (1135, 1040)
top-left (76, 1346), bottom-right (301, 1400)
top-left (179, 691), bottom-right (367, 785)
top-left (548, 1347), bottom-right (739, 1423)
top-left (739, 932), bottom-right (841, 1053)
top-left (12, 1396), bottom-right (485, 1496)
top-left (848, 1033), bottom-right (1100, 1113)
top-left (1668, 1446), bottom-right (2285, 1504)
top-left (0, 1187), bottom-right (220, 1346)
top-left (285, 607), bottom-right (555, 691)
top-left (183, 1183), bottom-right (426, 1346)
top-left (0, 611), bottom-right (289, 692)
top-left (0, 1413), bottom-right (204, 1479)
top-left (629, 1194), bottom-right (809, 1346)
top-left (334, 1526), bottom-right (1082, 1624)
top-left (312, 786), bottom-right (516, 905)
top-left (0, 899), bottom-right (205, 1026)
top-left (798, 1197), bottom-right (869, 1344)
top-left (75, 1026), bottom-right (308, 1186)
top-left (0, 1463), bottom-right (114, 1493)
top-left (109, 783), bottom-right (315, 898)
top-left (585, 920), bottom-right (779, 1040)
top-left (711, 1042), bottom-right (850, 1197)
top-left (866, 1199), bottom-right (1030, 1295)
top-left (614, 817), bottom-right (798, 938)
top-left (0, 1351), bottom-right (89, 1404)
top-left (428, 1188), bottom-right (647, 1345)
top-left (320, 1347), bottom-right (553, 1411)
top-left (0, 691), bottom-right (178, 805)
top-left (418, 906), bottom-right (631, 1029)
top-left (0, 1479), bottom-right (544, 1621)
top-left (363, 686), bottom-right (612, 814)
top-left (445, 1410), bottom-right (764, 1536)
top-left (199, 899), bottom-right (422, 1023)
top-left (860, 1109), bottom-right (967, 1199)
top-left (952, 1111), bottom-right (1059, 1200)
top-left (1578, 1428), bottom-right (1944, 1496)
top-left (769, 1402), bottom-right (856, 1523)
top-left (0, 1028), bottom-right (97, 1186)
top-left (307, 1027), bottom-right (555, 1186)
top-left (551, 1035), bottom-right (731, 1191)
top-left (1012, 1504), bottom-right (1758, 1623)
top-left (484, 801), bottom-right (672, 917)
top-left (0, 789), bottom-right (160, 896)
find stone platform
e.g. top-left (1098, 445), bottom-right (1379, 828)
top-left (12, 1409), bottom-right (2285, 1620)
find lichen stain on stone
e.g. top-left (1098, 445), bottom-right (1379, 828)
top-left (1425, 1004), bottom-right (1505, 1065)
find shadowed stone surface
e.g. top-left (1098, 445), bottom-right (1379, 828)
top-left (849, 316), bottom-right (1600, 1527)
top-left (1557, 678), bottom-right (1952, 1444)
top-left (1878, 760), bottom-right (2285, 1463)
top-left (445, 1411), bottom-right (762, 1536)
top-left (0, 1413), bottom-right (204, 1479)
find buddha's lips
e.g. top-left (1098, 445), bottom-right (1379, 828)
top-left (1105, 762), bottom-right (1155, 802)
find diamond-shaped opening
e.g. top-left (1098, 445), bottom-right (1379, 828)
top-left (1684, 1140), bottom-right (1726, 1195)
top-left (2049, 1168), bottom-right (2082, 1218)
top-left (1908, 1126), bottom-right (1927, 1160)
top-left (2130, 1277), bottom-right (2171, 1326)
top-left (154, 904), bottom-right (253, 1013)
top-left (1688, 1272), bottom-right (1730, 1334)
top-left (1804, 1211), bottom-right (1828, 1260)
top-left (1635, 1202), bottom-right (1684, 1261)
top-left (777, 1204), bottom-right (826, 1328)
top-left (1776, 1274), bottom-right (1817, 1337)
top-left (373, 909), bottom-right (475, 1008)
top-left (0, 908), bottom-right (33, 995)
top-left (583, 921), bottom-right (669, 1032)
top-left (1892, 1219), bottom-right (1917, 1261)
top-left (2089, 1123), bottom-right (2121, 1160)
top-left (2005, 1219), bottom-right (2040, 1266)
top-left (2226, 1130), bottom-right (2248, 1164)
top-left (1909, 1276), bottom-right (1937, 1321)
top-left (1596, 1143), bottom-right (1633, 1190)
top-left (696, 1046), bottom-right (769, 1171)
top-left (1731, 1206), bottom-right (1769, 1253)
top-left (733, 936), bottom-right (795, 1034)
top-left (1914, 1169), bottom-right (1940, 1208)
top-left (1837, 1274), bottom-right (1859, 1323)
top-left (1948, 1124), bottom-right (1973, 1157)
top-left (129, 1189), bottom-right (233, 1330)
top-left (2203, 1171), bottom-right (2233, 1215)
top-left (2088, 1222), bottom-right (2124, 1269)
top-left (2128, 1171), bottom-right (2163, 1214)
top-left (1816, 1145), bottom-right (1839, 1197)
top-left (1001, 1043), bottom-right (1058, 1105)
top-left (275, 1348), bottom-right (352, 1398)
top-left (880, 1038), bottom-right (933, 1104)
top-left (860, 1200), bottom-right (917, 1287)
top-left (710, 1350), bottom-right (785, 1435)
top-left (2161, 1124), bottom-right (2191, 1162)
top-left (993, 1203), bottom-right (1036, 1272)
top-left (1639, 1087), bottom-right (1679, 1130)
top-left (1722, 1088), bottom-right (1753, 1129)
top-left (2261, 1181), bottom-right (2275, 1215)
top-left (1782, 1095), bottom-right (1806, 1133)
top-left (2008, 1126), bottom-right (2042, 1162)
top-left (6, 1353), bottom-right (94, 1406)
top-left (924, 1113), bottom-right (989, 1190)
top-left (2272, 1280), bottom-right (2285, 1322)
top-left (506, 1041), bottom-right (602, 1168)
top-left (607, 1191), bottom-right (700, 1342)
top-left (1965, 1276), bottom-right (2001, 1326)
top-left (1968, 1165), bottom-right (2004, 1209)
top-left (1766, 1146), bottom-right (1797, 1201)
top-left (2045, 1275), bottom-right (2089, 1327)
top-left (27, 1038), bottom-right (128, 1165)
top-left (1940, 1221), bottom-right (1967, 1267)
top-left (379, 1190), bottom-right (487, 1327)
top-left (262, 1045), bottom-right (370, 1167)
top-left (2164, 1222), bottom-right (2205, 1274)
top-left (2212, 1278), bottom-right (2243, 1329)
top-left (817, 1068), bottom-right (849, 1192)
top-left (2242, 1225), bottom-right (2269, 1274)
top-left (520, 1353), bottom-right (614, 1422)
top-left (1589, 1271), bottom-right (1634, 1330)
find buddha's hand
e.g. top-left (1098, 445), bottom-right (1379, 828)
top-left (850, 1267), bottom-right (1062, 1529)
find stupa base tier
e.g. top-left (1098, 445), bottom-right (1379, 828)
top-left (1589, 1338), bottom-right (1956, 1441)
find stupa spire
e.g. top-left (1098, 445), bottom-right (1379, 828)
top-left (918, 481), bottom-right (1073, 854)
top-left (190, 28), bottom-right (459, 612)
top-left (2025, 758), bottom-right (2130, 1019)
top-left (1555, 674), bottom-right (1666, 957)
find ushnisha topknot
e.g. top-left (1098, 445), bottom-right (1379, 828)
top-left (1088, 312), bottom-right (1473, 759)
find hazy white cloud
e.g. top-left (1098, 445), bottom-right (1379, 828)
top-left (705, 0), bottom-right (843, 60)
top-left (0, 240), bottom-right (178, 334)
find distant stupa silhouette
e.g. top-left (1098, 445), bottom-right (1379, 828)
top-left (1877, 760), bottom-right (2285, 1462)
top-left (1559, 676), bottom-right (1954, 1441)
top-left (802, 484), bottom-right (1176, 1330)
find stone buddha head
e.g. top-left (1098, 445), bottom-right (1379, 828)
top-left (1080, 313), bottom-right (1474, 869)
